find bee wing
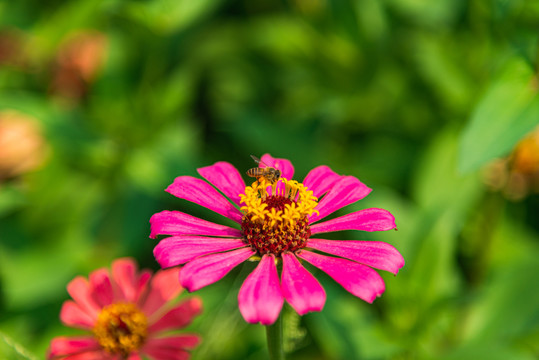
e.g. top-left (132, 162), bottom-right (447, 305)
top-left (250, 154), bottom-right (271, 168)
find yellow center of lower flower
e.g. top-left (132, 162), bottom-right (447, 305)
top-left (93, 303), bottom-right (148, 357)
top-left (239, 178), bottom-right (319, 256)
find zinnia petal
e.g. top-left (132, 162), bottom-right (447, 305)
top-left (281, 253), bottom-right (326, 315)
top-left (197, 161), bottom-right (246, 206)
top-left (66, 276), bottom-right (100, 318)
top-left (180, 247), bottom-right (255, 292)
top-left (302, 165), bottom-right (342, 198)
top-left (150, 210), bottom-right (242, 239)
top-left (143, 335), bottom-right (201, 351)
top-left (148, 298), bottom-right (203, 333)
top-left (140, 267), bottom-right (183, 317)
top-left (309, 176), bottom-right (372, 223)
top-left (310, 208), bottom-right (396, 234)
top-left (47, 336), bottom-right (101, 360)
top-left (306, 239), bottom-right (405, 274)
top-left (61, 352), bottom-right (113, 360)
top-left (59, 301), bottom-right (95, 329)
top-left (166, 176), bottom-right (243, 223)
top-left (134, 270), bottom-right (152, 302)
top-left (238, 254), bottom-right (284, 325)
top-left (154, 236), bottom-right (247, 268)
top-left (111, 258), bottom-right (138, 303)
top-left (297, 250), bottom-right (385, 303)
top-left (88, 269), bottom-right (114, 307)
top-left (261, 153), bottom-right (294, 180)
top-left (143, 346), bottom-right (190, 360)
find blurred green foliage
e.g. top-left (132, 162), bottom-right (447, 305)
top-left (1, 0), bottom-right (539, 359)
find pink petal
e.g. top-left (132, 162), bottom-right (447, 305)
top-left (61, 352), bottom-right (114, 360)
top-left (179, 247), bottom-right (255, 292)
top-left (306, 239), bottom-right (404, 274)
top-left (88, 269), bottom-right (114, 307)
top-left (47, 336), bottom-right (101, 360)
top-left (260, 154), bottom-right (294, 180)
top-left (302, 165), bottom-right (342, 198)
top-left (154, 236), bottom-right (247, 268)
top-left (297, 250), bottom-right (385, 303)
top-left (66, 276), bottom-right (100, 319)
top-left (148, 298), bottom-right (203, 333)
top-left (197, 161), bottom-right (246, 206)
top-left (310, 208), bottom-right (396, 234)
top-left (59, 301), bottom-right (95, 329)
top-left (143, 346), bottom-right (190, 360)
top-left (144, 335), bottom-right (200, 350)
top-left (111, 258), bottom-right (138, 303)
top-left (128, 354), bottom-right (142, 360)
top-left (140, 267), bottom-right (183, 317)
top-left (308, 176), bottom-right (372, 224)
top-left (281, 253), bottom-right (326, 315)
top-left (150, 210), bottom-right (242, 239)
top-left (166, 176), bottom-right (243, 223)
top-left (134, 270), bottom-right (152, 302)
top-left (238, 254), bottom-right (284, 325)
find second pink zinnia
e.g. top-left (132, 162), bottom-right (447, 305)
top-left (48, 258), bottom-right (202, 360)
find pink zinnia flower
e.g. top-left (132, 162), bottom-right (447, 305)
top-left (48, 258), bottom-right (202, 360)
top-left (151, 154), bottom-right (404, 325)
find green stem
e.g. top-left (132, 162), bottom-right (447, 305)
top-left (265, 312), bottom-right (285, 360)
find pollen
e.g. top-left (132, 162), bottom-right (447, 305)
top-left (240, 178), bottom-right (319, 256)
top-left (93, 303), bottom-right (148, 357)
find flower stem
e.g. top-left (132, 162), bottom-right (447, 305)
top-left (265, 312), bottom-right (285, 360)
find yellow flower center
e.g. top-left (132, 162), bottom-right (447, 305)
top-left (93, 303), bottom-right (148, 357)
top-left (239, 178), bottom-right (319, 256)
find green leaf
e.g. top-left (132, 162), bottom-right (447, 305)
top-left (125, 0), bottom-right (223, 34)
top-left (0, 185), bottom-right (26, 217)
top-left (440, 342), bottom-right (535, 360)
top-left (459, 58), bottom-right (539, 173)
top-left (0, 332), bottom-right (37, 360)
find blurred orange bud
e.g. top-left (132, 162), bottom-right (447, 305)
top-left (0, 110), bottom-right (48, 180)
top-left (50, 30), bottom-right (108, 100)
top-left (483, 126), bottom-right (539, 200)
top-left (511, 129), bottom-right (539, 175)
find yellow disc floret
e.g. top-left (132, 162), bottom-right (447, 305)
top-left (239, 178), bottom-right (319, 256)
top-left (93, 303), bottom-right (148, 356)
top-left (240, 178), bottom-right (319, 228)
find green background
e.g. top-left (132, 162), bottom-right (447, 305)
top-left (1, 0), bottom-right (539, 359)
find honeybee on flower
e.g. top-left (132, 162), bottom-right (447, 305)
top-left (246, 155), bottom-right (282, 184)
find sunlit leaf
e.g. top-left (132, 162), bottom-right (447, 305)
top-left (459, 58), bottom-right (539, 173)
top-left (125, 0), bottom-right (223, 34)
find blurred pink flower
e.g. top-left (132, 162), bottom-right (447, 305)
top-left (50, 30), bottom-right (107, 101)
top-left (48, 258), bottom-right (202, 360)
top-left (151, 154), bottom-right (404, 325)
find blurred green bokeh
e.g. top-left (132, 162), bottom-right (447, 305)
top-left (1, 0), bottom-right (539, 359)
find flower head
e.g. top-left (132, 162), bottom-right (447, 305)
top-left (151, 154), bottom-right (404, 325)
top-left (48, 258), bottom-right (202, 360)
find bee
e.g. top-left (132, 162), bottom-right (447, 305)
top-left (247, 155), bottom-right (281, 183)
